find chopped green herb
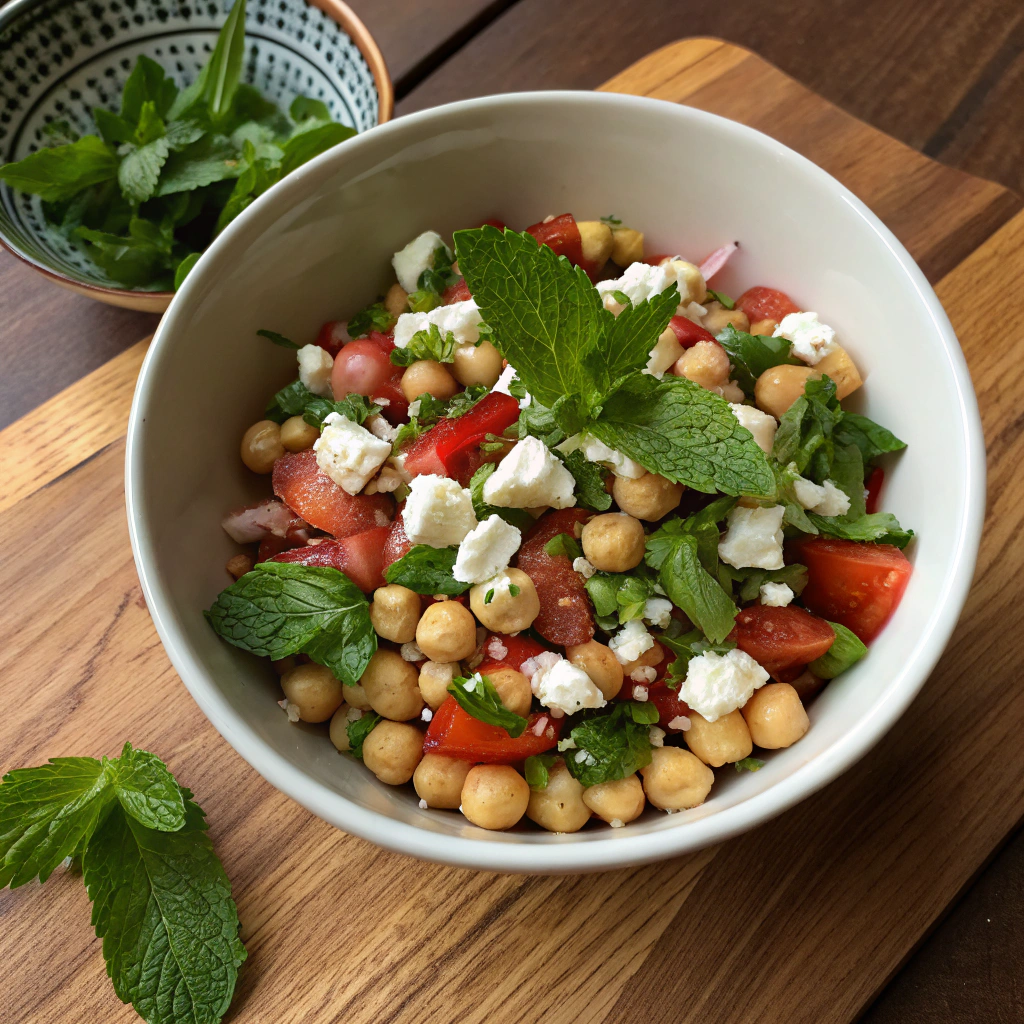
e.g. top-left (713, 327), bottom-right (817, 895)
top-left (484, 589), bottom-right (495, 605)
top-left (508, 584), bottom-right (521, 597)
top-left (808, 621), bottom-right (867, 678)
top-left (600, 214), bottom-right (622, 226)
top-left (346, 711), bottom-right (382, 759)
top-left (556, 448), bottom-right (613, 512)
top-left (705, 288), bottom-right (735, 309)
top-left (659, 630), bottom-right (737, 689)
top-left (544, 532), bottom-right (583, 560)
top-left (256, 328), bottom-right (298, 349)
top-left (390, 323), bottom-right (458, 366)
top-left (524, 753), bottom-right (558, 790)
top-left (384, 545), bottom-right (469, 596)
top-left (447, 674), bottom-right (528, 737)
top-left (734, 757), bottom-right (765, 772)
top-left (564, 703), bottom-right (658, 787)
top-left (715, 324), bottom-right (802, 396)
top-left (348, 301), bottom-right (395, 339)
top-left (612, 289), bottom-right (631, 307)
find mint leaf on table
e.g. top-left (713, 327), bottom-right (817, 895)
top-left (111, 743), bottom-right (186, 832)
top-left (588, 371), bottom-right (776, 497)
top-left (556, 449), bottom-right (612, 512)
top-left (0, 136), bottom-right (117, 202)
top-left (565, 703), bottom-right (658, 787)
top-left (348, 301), bottom-right (396, 338)
top-left (205, 562), bottom-right (376, 687)
top-left (834, 411), bottom-right (907, 464)
top-left (384, 545), bottom-right (470, 596)
top-left (390, 323), bottom-right (458, 367)
top-left (808, 621), bottom-right (867, 678)
top-left (346, 711), bottom-right (382, 759)
top-left (715, 324), bottom-right (802, 395)
top-left (468, 464), bottom-right (535, 531)
top-left (447, 674), bottom-right (528, 738)
top-left (84, 792), bottom-right (245, 1024)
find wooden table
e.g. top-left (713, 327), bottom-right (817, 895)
top-left (2, 5), bottom-right (1024, 1022)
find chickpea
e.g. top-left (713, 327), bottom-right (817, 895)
top-left (577, 220), bottom-right (614, 273)
top-left (750, 318), bottom-right (778, 336)
top-left (815, 345), bottom-right (863, 400)
top-left (611, 472), bottom-right (684, 521)
top-left (583, 774), bottom-right (645, 825)
top-left (702, 302), bottom-right (750, 336)
top-left (418, 660), bottom-right (458, 709)
top-left (469, 568), bottom-right (540, 634)
top-left (461, 765), bottom-right (530, 830)
top-left (328, 704), bottom-right (352, 751)
top-left (673, 339), bottom-right (731, 392)
top-left (281, 663), bottom-right (344, 723)
top-left (362, 720), bottom-right (424, 785)
top-left (413, 753), bottom-right (474, 808)
top-left (754, 363), bottom-right (815, 418)
top-left (611, 226), bottom-right (644, 267)
top-left (225, 553), bottom-right (253, 579)
top-left (360, 649), bottom-right (424, 721)
top-left (452, 340), bottom-right (504, 388)
top-left (641, 747), bottom-right (714, 811)
top-left (416, 600), bottom-right (478, 662)
top-left (620, 640), bottom-right (664, 678)
top-left (684, 710), bottom-right (753, 767)
top-left (342, 680), bottom-right (372, 710)
top-left (384, 281), bottom-right (409, 318)
top-left (370, 584), bottom-right (421, 643)
top-left (486, 666), bottom-right (533, 717)
top-left (240, 419), bottom-right (285, 473)
top-left (526, 760), bottom-right (591, 833)
top-left (279, 415), bottom-right (320, 453)
top-left (565, 640), bottom-right (624, 700)
top-left (666, 259), bottom-right (707, 304)
top-left (742, 683), bottom-right (810, 749)
top-left (581, 513), bottom-right (645, 573)
top-left (401, 360), bottom-right (459, 402)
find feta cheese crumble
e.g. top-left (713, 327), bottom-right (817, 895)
top-left (492, 362), bottom-right (531, 408)
top-left (573, 556), bottom-right (596, 579)
top-left (418, 798), bottom-right (429, 809)
top-left (649, 726), bottom-right (666, 748)
top-left (530, 656), bottom-right (607, 716)
top-left (402, 474), bottom-right (477, 547)
top-left (791, 473), bottom-right (852, 517)
top-left (760, 581), bottom-right (795, 607)
top-left (296, 344), bottom-right (334, 397)
top-left (668, 715), bottom-right (691, 731)
top-left (277, 698), bottom-right (301, 723)
top-left (596, 258), bottom-right (706, 313)
top-left (314, 413), bottom-right (392, 495)
top-left (630, 665), bottom-right (658, 684)
top-left (609, 619), bottom-right (655, 665)
top-left (680, 648), bottom-right (770, 722)
top-left (773, 311), bottom-right (837, 365)
top-left (645, 327), bottom-right (684, 379)
top-left (420, 708), bottom-right (433, 723)
top-left (482, 436), bottom-right (577, 509)
top-left (643, 597), bottom-right (673, 629)
top-left (729, 403), bottom-right (777, 455)
top-left (393, 298), bottom-right (481, 349)
top-left (392, 229), bottom-right (449, 293)
top-left (632, 684), bottom-right (649, 701)
top-left (400, 641), bottom-right (425, 661)
top-left (558, 433), bottom-right (646, 479)
top-left (718, 505), bottom-right (786, 570)
top-left (453, 514), bottom-right (522, 584)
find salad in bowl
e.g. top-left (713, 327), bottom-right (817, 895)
top-left (205, 210), bottom-right (912, 834)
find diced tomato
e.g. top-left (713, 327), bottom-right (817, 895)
top-left (365, 329), bottom-right (395, 355)
top-left (314, 320), bottom-right (350, 356)
top-left (442, 278), bottom-right (472, 304)
top-left (402, 392), bottom-right (520, 481)
top-left (372, 368), bottom-right (409, 425)
top-left (423, 698), bottom-right (560, 763)
top-left (865, 466), bottom-right (884, 515)
top-left (516, 508), bottom-right (595, 646)
top-left (272, 449), bottom-right (393, 539)
top-left (270, 526), bottom-right (390, 592)
top-left (791, 536), bottom-right (912, 643)
top-left (735, 286), bottom-right (799, 325)
top-left (646, 681), bottom-right (692, 731)
top-left (525, 213), bottom-right (598, 279)
top-left (728, 605), bottom-right (836, 675)
top-left (331, 338), bottom-right (394, 399)
top-left (257, 533), bottom-right (302, 562)
top-left (382, 514), bottom-right (413, 569)
top-left (476, 632), bottom-right (550, 676)
top-left (668, 315), bottom-right (717, 348)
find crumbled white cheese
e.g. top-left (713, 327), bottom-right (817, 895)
top-left (643, 597), bottom-right (673, 629)
top-left (609, 619), bottom-right (655, 665)
top-left (530, 656), bottom-right (607, 716)
top-left (668, 714), bottom-right (691, 731)
top-left (407, 399), bottom-right (422, 418)
top-left (630, 665), bottom-right (658, 684)
top-left (718, 505), bottom-right (786, 570)
top-left (791, 473), bottom-right (852, 517)
top-left (277, 698), bottom-right (301, 723)
top-left (729, 403), bottom-right (777, 455)
top-left (485, 636), bottom-right (508, 661)
top-left (596, 258), bottom-right (705, 312)
top-left (314, 413), bottom-right (392, 495)
top-left (632, 685), bottom-right (649, 701)
top-left (365, 413), bottom-right (397, 444)
top-left (521, 650), bottom-right (561, 681)
top-left (296, 344), bottom-right (334, 397)
top-left (610, 818), bottom-right (625, 828)
top-left (482, 436), bottom-right (577, 509)
top-left (491, 362), bottom-right (531, 408)
top-left (680, 648), bottom-right (770, 722)
top-left (773, 311), bottom-right (837, 365)
top-left (400, 641), bottom-right (425, 662)
top-left (760, 581), bottom-right (795, 607)
top-left (645, 327), bottom-right (684, 379)
top-left (558, 433), bottom-right (646, 479)
top-left (402, 474), bottom-right (477, 547)
top-left (453, 514), bottom-right (522, 584)
top-left (573, 556), bottom-right (597, 579)
top-left (649, 726), bottom-right (666, 748)
top-left (394, 298), bottom-right (481, 349)
top-left (392, 229), bottom-right (449, 293)
top-left (345, 707), bottom-right (364, 724)
top-left (420, 707), bottom-right (433, 723)
top-left (418, 798), bottom-right (429, 809)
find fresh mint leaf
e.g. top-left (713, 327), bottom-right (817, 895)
top-left (83, 794), bottom-right (246, 1024)
top-left (75, 217), bottom-right (176, 289)
top-left (384, 546), bottom-right (469, 595)
top-left (163, 118), bottom-right (207, 150)
top-left (202, 0), bottom-right (248, 122)
top-left (111, 743), bottom-right (186, 833)
top-left (346, 711), bottom-right (382, 759)
top-left (118, 136), bottom-right (170, 204)
top-left (516, 395), bottom-right (566, 447)
top-left (589, 371), bottom-right (776, 498)
top-left (390, 323), bottom-right (457, 366)
top-left (133, 100), bottom-right (166, 145)
top-left (454, 226), bottom-right (608, 409)
top-left (705, 288), bottom-right (734, 309)
top-left (155, 136), bottom-right (243, 195)
top-left (205, 561), bottom-right (376, 687)
top-left (264, 379), bottom-right (315, 423)
top-left (601, 214), bottom-right (622, 226)
top-left (565, 703), bottom-right (656, 787)
top-left (416, 245), bottom-right (457, 296)
top-left (524, 753), bottom-right (557, 789)
top-left (585, 569), bottom-right (656, 625)
top-left (279, 120), bottom-right (355, 176)
top-left (544, 532), bottom-right (582, 560)
top-left (469, 464), bottom-right (535, 531)
top-left (715, 324), bottom-right (802, 395)
top-left (0, 135), bottom-right (117, 202)
top-left (408, 289), bottom-right (442, 313)
top-left (734, 757), bottom-right (765, 772)
top-left (445, 384), bottom-right (489, 418)
top-left (290, 96), bottom-right (332, 122)
top-left (808, 621), bottom-right (866, 678)
top-left (121, 54), bottom-right (178, 124)
top-left (645, 497), bottom-right (736, 577)
top-left (348, 301), bottom-right (395, 338)
top-left (730, 563), bottom-right (808, 603)
top-left (808, 511), bottom-right (914, 548)
top-left (93, 107), bottom-right (135, 145)
top-left (834, 412), bottom-right (907, 465)
top-left (448, 674), bottom-right (528, 738)
top-left (174, 251), bottom-right (201, 289)
top-left (303, 393), bottom-right (381, 429)
top-left (41, 119), bottom-right (80, 146)
top-left (0, 757), bottom-right (113, 888)
top-left (256, 328), bottom-right (298, 349)
top-left (771, 375), bottom-right (842, 481)
top-left (556, 449), bottom-right (612, 512)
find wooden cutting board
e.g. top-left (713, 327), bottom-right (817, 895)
top-left (2, 38), bottom-right (1023, 1024)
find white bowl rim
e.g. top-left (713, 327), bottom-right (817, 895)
top-left (126, 90), bottom-right (986, 874)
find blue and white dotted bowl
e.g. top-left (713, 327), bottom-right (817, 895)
top-left (0, 0), bottom-right (391, 312)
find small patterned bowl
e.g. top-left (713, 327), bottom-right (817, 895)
top-left (0, 0), bottom-right (391, 312)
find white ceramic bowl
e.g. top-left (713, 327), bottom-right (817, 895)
top-left (126, 91), bottom-right (984, 873)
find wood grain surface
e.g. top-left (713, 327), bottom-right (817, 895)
top-left (2, 38), bottom-right (1023, 1024)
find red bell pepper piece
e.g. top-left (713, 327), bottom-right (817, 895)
top-left (476, 632), bottom-right (550, 676)
top-left (524, 213), bottom-right (602, 280)
top-left (668, 315), bottom-right (717, 348)
top-left (423, 698), bottom-right (560, 763)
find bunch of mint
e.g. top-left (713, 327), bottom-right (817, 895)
top-left (0, 0), bottom-right (355, 292)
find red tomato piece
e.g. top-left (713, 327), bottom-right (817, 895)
top-left (865, 466), bottom-right (884, 515)
top-left (272, 449), bottom-right (393, 539)
top-left (364, 329), bottom-right (395, 355)
top-left (791, 536), bottom-right (912, 643)
top-left (735, 286), bottom-right (800, 325)
top-left (331, 338), bottom-right (394, 398)
top-left (382, 514), bottom-right (413, 569)
top-left (668, 315), bottom-right (717, 348)
top-left (646, 681), bottom-right (692, 731)
top-left (516, 508), bottom-right (595, 646)
top-left (476, 632), bottom-right (550, 676)
top-left (315, 320), bottom-right (350, 356)
top-left (526, 213), bottom-right (595, 278)
top-left (477, 218), bottom-right (507, 230)
top-left (728, 605), bottom-right (836, 675)
top-left (372, 369), bottom-right (409, 425)
top-left (423, 698), bottom-right (560, 763)
top-left (270, 526), bottom-right (390, 592)
top-left (442, 278), bottom-right (472, 304)
top-left (256, 533), bottom-right (303, 562)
